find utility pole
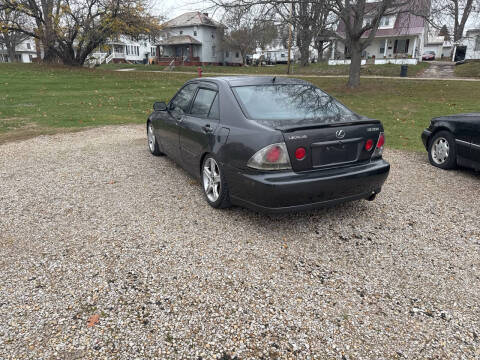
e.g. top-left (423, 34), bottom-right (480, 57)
top-left (287, 2), bottom-right (293, 75)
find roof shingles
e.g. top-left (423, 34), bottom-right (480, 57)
top-left (162, 12), bottom-right (224, 29)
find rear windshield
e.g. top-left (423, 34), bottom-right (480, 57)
top-left (232, 84), bottom-right (359, 127)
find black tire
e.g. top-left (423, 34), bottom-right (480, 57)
top-left (147, 121), bottom-right (164, 156)
top-left (427, 130), bottom-right (457, 170)
top-left (201, 154), bottom-right (231, 209)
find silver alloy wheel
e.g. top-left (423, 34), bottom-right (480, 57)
top-left (203, 158), bottom-right (221, 202)
top-left (148, 123), bottom-right (155, 152)
top-left (431, 137), bottom-right (450, 165)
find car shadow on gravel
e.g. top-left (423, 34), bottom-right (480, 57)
top-left (224, 199), bottom-right (373, 231)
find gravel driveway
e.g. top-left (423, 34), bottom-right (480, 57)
top-left (1, 125), bottom-right (479, 359)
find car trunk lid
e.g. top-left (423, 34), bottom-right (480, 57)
top-left (280, 121), bottom-right (382, 172)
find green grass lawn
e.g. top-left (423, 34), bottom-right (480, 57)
top-left (100, 61), bottom-right (430, 78)
top-left (1, 63), bottom-right (479, 151)
top-left (455, 61), bottom-right (480, 78)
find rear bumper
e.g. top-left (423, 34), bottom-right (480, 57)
top-left (224, 159), bottom-right (391, 213)
top-left (422, 129), bottom-right (432, 149)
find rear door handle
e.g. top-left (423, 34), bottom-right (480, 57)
top-left (202, 124), bottom-right (213, 133)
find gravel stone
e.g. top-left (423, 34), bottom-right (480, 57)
top-left (0, 125), bottom-right (479, 359)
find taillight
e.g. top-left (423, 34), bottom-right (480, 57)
top-left (266, 145), bottom-right (282, 162)
top-left (372, 132), bottom-right (385, 159)
top-left (295, 147), bottom-right (306, 160)
top-left (377, 133), bottom-right (385, 148)
top-left (247, 143), bottom-right (292, 170)
top-left (365, 139), bottom-right (374, 151)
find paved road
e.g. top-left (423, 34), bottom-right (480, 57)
top-left (1, 126), bottom-right (479, 359)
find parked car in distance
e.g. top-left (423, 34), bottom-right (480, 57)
top-left (422, 51), bottom-right (436, 61)
top-left (422, 113), bottom-right (480, 171)
top-left (147, 76), bottom-right (390, 212)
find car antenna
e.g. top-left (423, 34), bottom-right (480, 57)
top-left (272, 76), bottom-right (276, 83)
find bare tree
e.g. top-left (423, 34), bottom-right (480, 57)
top-left (221, 7), bottom-right (278, 63)
top-left (221, 7), bottom-right (257, 63)
top-left (0, 8), bottom-right (29, 62)
top-left (332, 0), bottom-right (421, 88)
top-left (430, 0), bottom-right (480, 42)
top-left (294, 0), bottom-right (333, 66)
top-left (2, 0), bottom-right (160, 65)
top-left (253, 20), bottom-right (278, 50)
top-left (212, 0), bottom-right (334, 66)
top-left (311, 4), bottom-right (336, 61)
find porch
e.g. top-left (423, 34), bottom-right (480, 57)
top-left (330, 36), bottom-right (420, 65)
top-left (155, 56), bottom-right (201, 66)
top-left (155, 35), bottom-right (202, 66)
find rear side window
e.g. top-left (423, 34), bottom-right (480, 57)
top-left (208, 94), bottom-right (220, 119)
top-left (171, 83), bottom-right (197, 114)
top-left (190, 89), bottom-right (217, 118)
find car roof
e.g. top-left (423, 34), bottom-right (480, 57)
top-left (433, 113), bottom-right (480, 124)
top-left (188, 76), bottom-right (312, 87)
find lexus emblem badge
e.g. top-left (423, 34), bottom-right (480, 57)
top-left (336, 129), bottom-right (346, 139)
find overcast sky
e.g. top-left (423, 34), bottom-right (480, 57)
top-left (153, 0), bottom-right (479, 32)
top-left (153, 0), bottom-right (220, 20)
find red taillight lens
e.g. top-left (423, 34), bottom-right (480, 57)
top-left (365, 139), bottom-right (374, 151)
top-left (377, 134), bottom-right (385, 148)
top-left (266, 145), bottom-right (282, 162)
top-left (247, 143), bottom-right (292, 170)
top-left (295, 147), bottom-right (306, 160)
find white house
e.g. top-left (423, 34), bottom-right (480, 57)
top-left (155, 12), bottom-right (243, 66)
top-left (330, 2), bottom-right (428, 65)
top-left (89, 35), bottom-right (156, 64)
top-left (0, 38), bottom-right (37, 63)
top-left (454, 29), bottom-right (480, 61)
top-left (423, 32), bottom-right (452, 59)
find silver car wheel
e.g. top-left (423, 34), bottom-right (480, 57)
top-left (203, 158), bottom-right (221, 202)
top-left (148, 123), bottom-right (155, 153)
top-left (431, 137), bottom-right (450, 165)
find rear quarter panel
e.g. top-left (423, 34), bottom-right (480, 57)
top-left (215, 82), bottom-right (284, 170)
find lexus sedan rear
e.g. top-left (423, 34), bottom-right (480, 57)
top-left (147, 76), bottom-right (390, 212)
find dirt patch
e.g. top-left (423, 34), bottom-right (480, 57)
top-left (0, 126), bottom-right (89, 145)
top-left (418, 61), bottom-right (456, 79)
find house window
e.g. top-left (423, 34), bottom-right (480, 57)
top-left (151, 47), bottom-right (157, 56)
top-left (194, 31), bottom-right (197, 36)
top-left (380, 45), bottom-right (385, 54)
top-left (235, 52), bottom-right (239, 58)
top-left (394, 39), bottom-right (409, 54)
top-left (211, 32), bottom-right (215, 39)
top-left (225, 51), bottom-right (229, 57)
top-left (364, 15), bottom-right (395, 29)
top-left (475, 36), bottom-right (480, 51)
top-left (180, 30), bottom-right (183, 35)
top-left (379, 16), bottom-right (390, 27)
top-left (212, 46), bottom-right (216, 57)
top-left (26, 43), bottom-right (31, 50)
top-left (29, 55), bottom-right (33, 62)
top-left (126, 46), bottom-right (130, 55)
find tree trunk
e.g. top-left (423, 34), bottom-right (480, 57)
top-left (35, 38), bottom-right (42, 61)
top-left (6, 41), bottom-right (17, 62)
top-left (348, 44), bottom-right (362, 88)
top-left (43, 46), bottom-right (58, 63)
top-left (299, 42), bottom-right (310, 66)
top-left (298, 30), bottom-right (312, 67)
top-left (316, 41), bottom-right (324, 61)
